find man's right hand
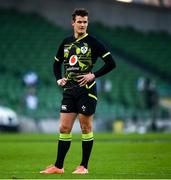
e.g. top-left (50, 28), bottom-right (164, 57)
top-left (57, 78), bottom-right (67, 87)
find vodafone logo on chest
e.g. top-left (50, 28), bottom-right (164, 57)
top-left (69, 55), bottom-right (78, 66)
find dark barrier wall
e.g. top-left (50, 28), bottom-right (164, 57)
top-left (0, 0), bottom-right (171, 33)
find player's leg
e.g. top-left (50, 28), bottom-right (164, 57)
top-left (53, 91), bottom-right (77, 169)
top-left (40, 89), bottom-right (77, 174)
top-left (55, 112), bottom-right (77, 168)
top-left (40, 112), bottom-right (77, 174)
top-left (40, 113), bottom-right (77, 174)
top-left (72, 84), bottom-right (97, 174)
top-left (72, 114), bottom-right (94, 174)
top-left (79, 114), bottom-right (94, 168)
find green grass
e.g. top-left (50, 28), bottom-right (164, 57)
top-left (0, 133), bottom-right (171, 179)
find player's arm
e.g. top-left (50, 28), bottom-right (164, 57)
top-left (77, 54), bottom-right (115, 86)
top-left (53, 60), bottom-right (67, 86)
top-left (53, 41), bottom-right (67, 87)
top-left (93, 52), bottom-right (116, 78)
top-left (93, 39), bottom-right (116, 78)
top-left (77, 39), bottom-right (116, 86)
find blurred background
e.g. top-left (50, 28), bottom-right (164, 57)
top-left (0, 0), bottom-right (171, 133)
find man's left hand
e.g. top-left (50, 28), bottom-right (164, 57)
top-left (77, 73), bottom-right (95, 86)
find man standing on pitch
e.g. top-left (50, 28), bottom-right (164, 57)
top-left (40, 8), bottom-right (116, 174)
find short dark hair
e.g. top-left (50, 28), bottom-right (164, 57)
top-left (72, 8), bottom-right (88, 21)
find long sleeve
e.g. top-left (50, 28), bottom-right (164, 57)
top-left (53, 60), bottom-right (62, 81)
top-left (93, 54), bottom-right (116, 78)
top-left (53, 40), bottom-right (64, 81)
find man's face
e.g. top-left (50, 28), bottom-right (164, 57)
top-left (72, 15), bottom-right (88, 36)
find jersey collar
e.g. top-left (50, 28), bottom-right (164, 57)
top-left (75, 33), bottom-right (88, 42)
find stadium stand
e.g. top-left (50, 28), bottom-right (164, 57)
top-left (0, 9), bottom-right (66, 118)
top-left (90, 23), bottom-right (171, 82)
top-left (0, 9), bottom-right (170, 121)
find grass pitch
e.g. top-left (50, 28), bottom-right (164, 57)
top-left (0, 133), bottom-right (171, 179)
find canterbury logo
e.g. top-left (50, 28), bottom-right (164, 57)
top-left (61, 105), bottom-right (67, 110)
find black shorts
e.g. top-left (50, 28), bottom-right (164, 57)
top-left (60, 81), bottom-right (97, 115)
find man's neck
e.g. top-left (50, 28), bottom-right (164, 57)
top-left (74, 32), bottom-right (86, 39)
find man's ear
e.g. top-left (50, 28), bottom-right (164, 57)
top-left (71, 20), bottom-right (75, 27)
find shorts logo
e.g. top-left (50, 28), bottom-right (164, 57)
top-left (61, 105), bottom-right (67, 111)
top-left (69, 55), bottom-right (78, 66)
top-left (82, 105), bottom-right (86, 112)
top-left (81, 46), bottom-right (88, 54)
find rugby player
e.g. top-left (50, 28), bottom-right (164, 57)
top-left (40, 8), bottom-right (116, 174)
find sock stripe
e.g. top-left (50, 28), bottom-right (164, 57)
top-left (82, 132), bottom-right (94, 141)
top-left (82, 137), bottom-right (94, 141)
top-left (59, 133), bottom-right (72, 141)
